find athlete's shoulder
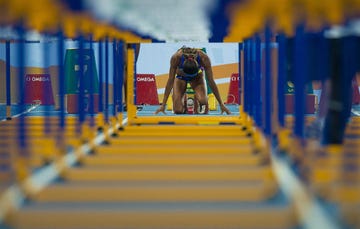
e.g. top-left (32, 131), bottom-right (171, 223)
top-left (197, 49), bottom-right (207, 57)
top-left (197, 50), bottom-right (211, 66)
top-left (172, 50), bottom-right (182, 59)
top-left (170, 51), bottom-right (181, 66)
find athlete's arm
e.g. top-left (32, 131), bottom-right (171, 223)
top-left (200, 51), bottom-right (231, 115)
top-left (155, 53), bottom-right (178, 114)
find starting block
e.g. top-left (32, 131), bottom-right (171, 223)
top-left (226, 73), bottom-right (240, 104)
top-left (166, 83), bottom-right (214, 114)
top-left (136, 74), bottom-right (159, 105)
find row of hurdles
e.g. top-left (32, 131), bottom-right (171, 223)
top-left (0, 111), bottom-right (359, 228)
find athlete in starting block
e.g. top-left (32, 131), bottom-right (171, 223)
top-left (155, 46), bottom-right (231, 115)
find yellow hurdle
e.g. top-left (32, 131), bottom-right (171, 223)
top-left (63, 165), bottom-right (275, 182)
top-left (108, 136), bottom-right (253, 146)
top-left (10, 203), bottom-right (297, 229)
top-left (96, 144), bottom-right (256, 155)
top-left (82, 153), bottom-right (268, 167)
top-left (34, 180), bottom-right (278, 203)
top-left (122, 124), bottom-right (249, 134)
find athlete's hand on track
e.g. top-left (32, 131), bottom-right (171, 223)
top-left (154, 104), bottom-right (166, 114)
top-left (220, 104), bottom-right (231, 115)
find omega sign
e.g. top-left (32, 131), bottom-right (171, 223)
top-left (231, 75), bottom-right (239, 81)
top-left (26, 74), bottom-right (51, 82)
top-left (24, 74), bottom-right (54, 105)
top-left (136, 76), bottom-right (154, 82)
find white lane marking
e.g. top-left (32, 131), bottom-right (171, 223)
top-left (1, 104), bottom-right (40, 121)
top-left (271, 149), bottom-right (340, 229)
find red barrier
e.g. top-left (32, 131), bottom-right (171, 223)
top-left (66, 94), bottom-right (99, 114)
top-left (352, 78), bottom-right (360, 105)
top-left (136, 74), bottom-right (159, 105)
top-left (24, 74), bottom-right (54, 105)
top-left (226, 73), bottom-right (240, 104)
top-left (285, 94), bottom-right (316, 114)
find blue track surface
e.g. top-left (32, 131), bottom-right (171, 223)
top-left (0, 104), bottom-right (241, 120)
